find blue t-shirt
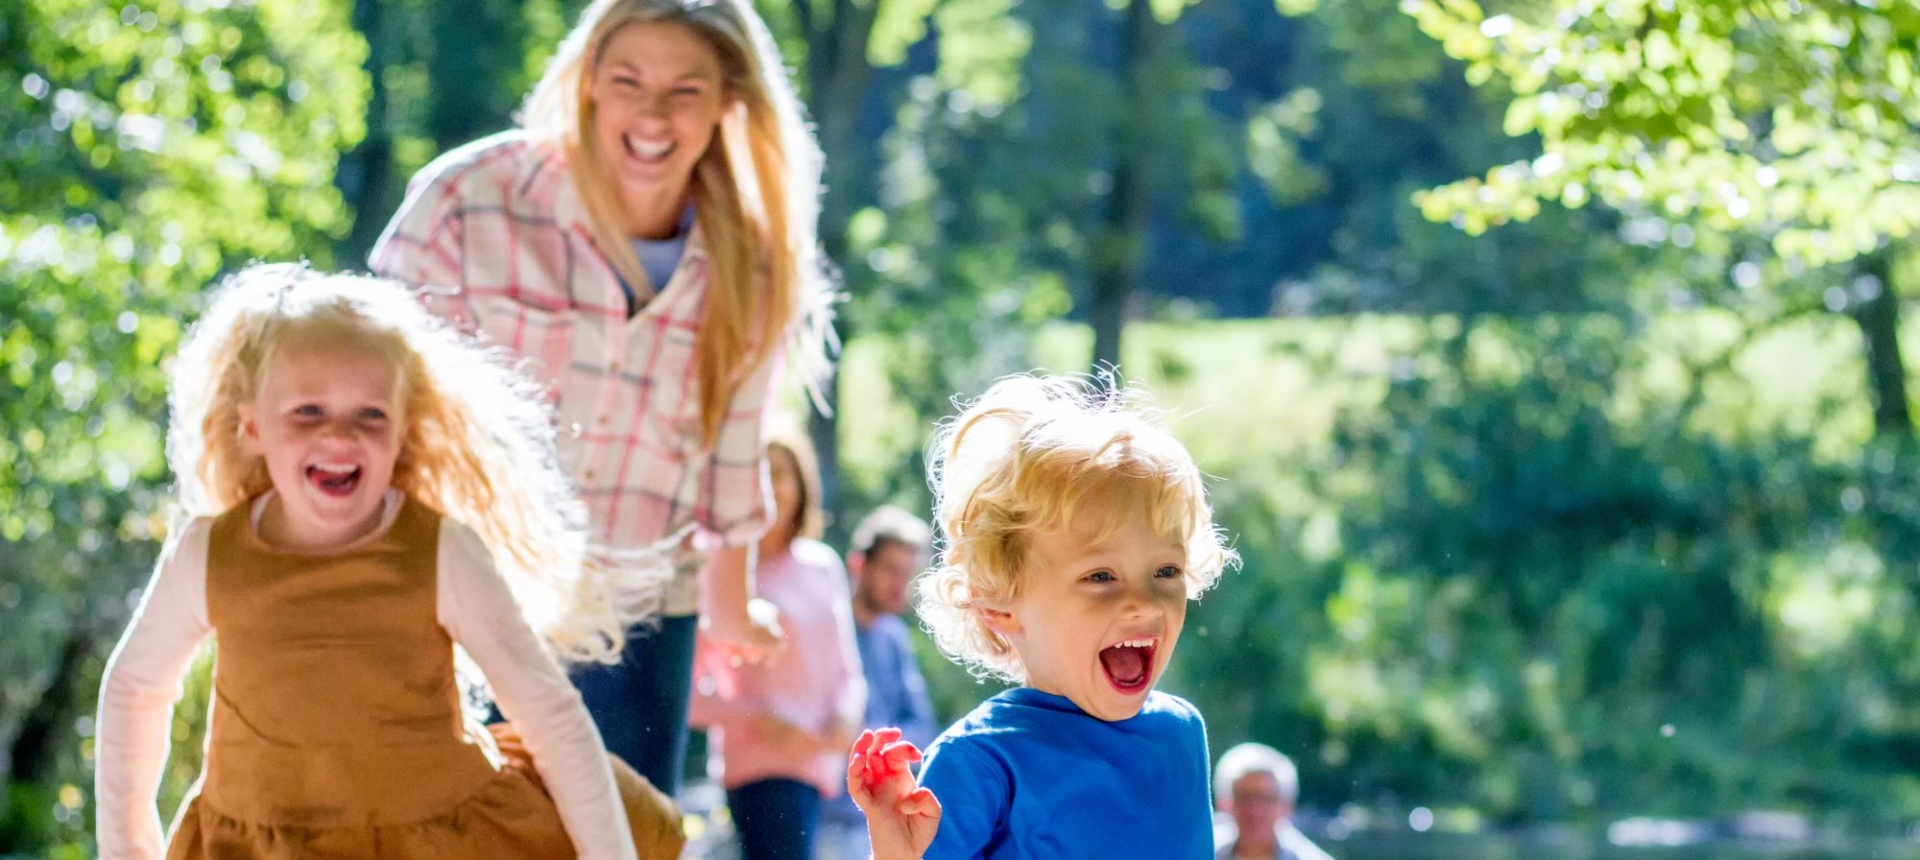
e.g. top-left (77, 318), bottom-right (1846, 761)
top-left (921, 687), bottom-right (1213, 859)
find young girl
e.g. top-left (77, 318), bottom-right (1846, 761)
top-left (94, 265), bottom-right (682, 859)
top-left (847, 374), bottom-right (1238, 859)
top-left (368, 0), bottom-right (833, 795)
top-left (688, 427), bottom-right (865, 860)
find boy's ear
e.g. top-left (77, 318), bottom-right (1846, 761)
top-left (977, 604), bottom-right (1022, 638)
top-left (236, 403), bottom-right (262, 454)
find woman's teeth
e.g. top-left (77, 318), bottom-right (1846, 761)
top-left (624, 135), bottom-right (673, 161)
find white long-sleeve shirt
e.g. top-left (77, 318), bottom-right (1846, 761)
top-left (94, 491), bottom-right (639, 860)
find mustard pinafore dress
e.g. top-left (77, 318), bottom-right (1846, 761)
top-left (165, 498), bottom-right (683, 859)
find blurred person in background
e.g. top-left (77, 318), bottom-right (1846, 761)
top-left (690, 428), bottom-right (864, 859)
top-left (814, 506), bottom-right (938, 860)
top-left (1214, 742), bottom-right (1334, 860)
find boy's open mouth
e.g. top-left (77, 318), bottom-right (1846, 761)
top-left (306, 463), bottom-right (362, 497)
top-left (1099, 638), bottom-right (1156, 694)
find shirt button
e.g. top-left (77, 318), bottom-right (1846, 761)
top-left (598, 415), bottom-right (611, 427)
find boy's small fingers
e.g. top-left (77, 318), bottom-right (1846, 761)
top-left (903, 787), bottom-right (942, 818)
top-left (846, 761), bottom-right (872, 801)
top-left (878, 740), bottom-right (923, 764)
top-left (867, 749), bottom-right (894, 781)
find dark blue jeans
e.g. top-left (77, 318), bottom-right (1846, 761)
top-left (727, 777), bottom-right (822, 860)
top-left (571, 613), bottom-right (699, 795)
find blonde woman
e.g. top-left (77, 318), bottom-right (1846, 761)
top-left (370, 0), bottom-right (830, 794)
top-left (94, 266), bottom-right (683, 859)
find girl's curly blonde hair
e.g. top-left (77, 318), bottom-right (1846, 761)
top-left (166, 264), bottom-right (650, 664)
top-left (917, 373), bottom-right (1237, 683)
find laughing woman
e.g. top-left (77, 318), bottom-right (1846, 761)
top-left (370, 0), bottom-right (831, 796)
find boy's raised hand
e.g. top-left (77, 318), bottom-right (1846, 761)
top-left (847, 727), bottom-right (941, 860)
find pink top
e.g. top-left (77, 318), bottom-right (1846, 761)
top-left (688, 538), bottom-right (865, 795)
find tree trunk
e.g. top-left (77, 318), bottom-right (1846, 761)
top-left (4, 629), bottom-right (92, 787)
top-left (427, 0), bottom-right (513, 151)
top-left (800, 0), bottom-right (885, 516)
top-left (1089, 0), bottom-right (1155, 379)
top-left (1853, 248), bottom-right (1911, 436)
top-left (335, 0), bottom-right (391, 268)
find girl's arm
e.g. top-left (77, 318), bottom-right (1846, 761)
top-left (95, 520), bottom-right (216, 860)
top-left (437, 522), bottom-right (640, 860)
top-left (848, 728), bottom-right (941, 860)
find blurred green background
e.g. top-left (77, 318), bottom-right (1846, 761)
top-left (5, 0), bottom-right (1920, 856)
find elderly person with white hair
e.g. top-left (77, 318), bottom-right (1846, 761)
top-left (1214, 742), bottom-right (1336, 860)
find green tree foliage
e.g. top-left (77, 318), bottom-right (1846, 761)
top-left (1108, 306), bottom-right (1920, 828)
top-left (9, 0), bottom-right (1920, 852)
top-left (1396, 0), bottom-right (1920, 437)
top-left (0, 0), bottom-right (365, 852)
top-left (1401, 0), bottom-right (1920, 267)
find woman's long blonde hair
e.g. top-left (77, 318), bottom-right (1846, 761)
top-left (167, 264), bottom-right (646, 664)
top-left (524, 0), bottom-right (831, 445)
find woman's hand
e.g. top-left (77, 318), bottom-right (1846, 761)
top-left (848, 728), bottom-right (941, 860)
top-left (701, 546), bottom-right (786, 665)
top-left (702, 596), bottom-right (785, 666)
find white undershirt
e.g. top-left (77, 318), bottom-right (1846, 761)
top-left (93, 491), bottom-right (639, 860)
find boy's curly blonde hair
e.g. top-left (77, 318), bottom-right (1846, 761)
top-left (917, 373), bottom-right (1236, 683)
top-left (166, 264), bottom-right (654, 665)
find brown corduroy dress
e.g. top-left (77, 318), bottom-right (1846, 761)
top-left (164, 498), bottom-right (685, 859)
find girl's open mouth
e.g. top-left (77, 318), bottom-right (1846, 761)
top-left (1099, 638), bottom-right (1156, 694)
top-left (307, 463), bottom-right (362, 497)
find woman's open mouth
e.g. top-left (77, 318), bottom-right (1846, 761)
top-left (1099, 638), bottom-right (1156, 694)
top-left (623, 134), bottom-right (675, 165)
top-left (306, 463), bottom-right (362, 497)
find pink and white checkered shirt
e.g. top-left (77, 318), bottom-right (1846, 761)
top-left (370, 131), bottom-right (774, 600)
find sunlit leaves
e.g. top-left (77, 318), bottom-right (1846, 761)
top-left (1, 0), bottom-right (366, 849)
top-left (1403, 0), bottom-right (1920, 267)
top-left (868, 0), bottom-right (942, 66)
top-left (931, 0), bottom-right (1033, 109)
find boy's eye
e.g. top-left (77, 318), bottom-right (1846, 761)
top-left (673, 86), bottom-right (703, 97)
top-left (292, 404), bottom-right (323, 418)
top-left (359, 407), bottom-right (389, 422)
top-left (1155, 565), bottom-right (1183, 579)
top-left (1085, 571), bottom-right (1115, 583)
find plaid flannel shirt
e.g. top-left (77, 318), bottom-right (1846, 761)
top-left (370, 131), bottom-right (774, 604)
